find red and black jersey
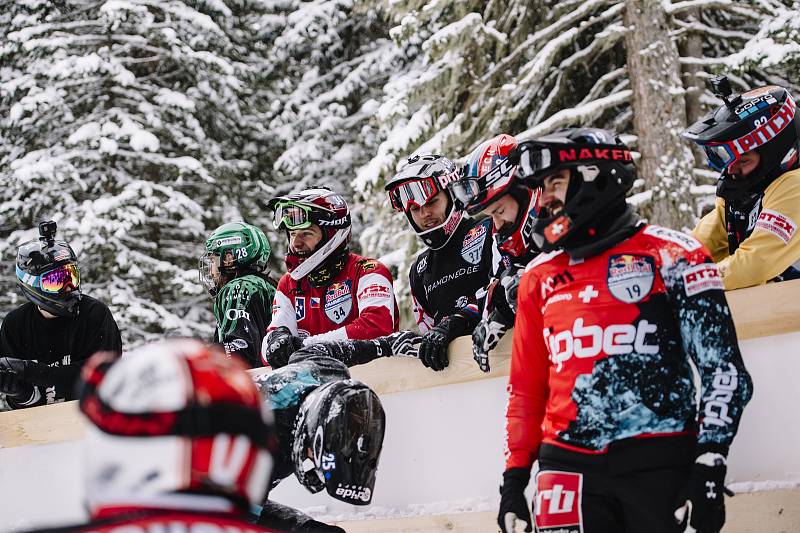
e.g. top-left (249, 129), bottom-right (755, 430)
top-left (505, 224), bottom-right (753, 470)
top-left (266, 253), bottom-right (398, 351)
top-left (19, 501), bottom-right (281, 533)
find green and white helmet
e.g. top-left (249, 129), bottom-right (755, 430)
top-left (200, 221), bottom-right (271, 295)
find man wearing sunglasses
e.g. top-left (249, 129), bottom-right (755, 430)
top-left (0, 221), bottom-right (122, 409)
top-left (683, 76), bottom-right (800, 290)
top-left (262, 187), bottom-right (399, 368)
top-left (384, 154), bottom-right (495, 371)
top-left (449, 134), bottom-right (541, 372)
top-left (498, 128), bottom-right (751, 533)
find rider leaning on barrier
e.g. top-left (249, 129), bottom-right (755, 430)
top-left (0, 221), bottom-right (122, 409)
top-left (262, 187), bottom-right (399, 369)
top-left (448, 134), bottom-right (540, 372)
top-left (200, 221), bottom-right (276, 368)
top-left (685, 76), bottom-right (800, 290)
top-left (384, 154), bottom-right (494, 371)
top-left (254, 331), bottom-right (419, 532)
top-left (498, 128), bottom-right (752, 533)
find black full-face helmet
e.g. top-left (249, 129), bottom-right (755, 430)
top-left (682, 76), bottom-right (799, 203)
top-left (292, 380), bottom-right (385, 505)
top-left (16, 221), bottom-right (82, 317)
top-left (515, 128), bottom-right (636, 253)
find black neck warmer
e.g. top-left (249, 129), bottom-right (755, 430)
top-left (307, 247), bottom-right (349, 288)
top-left (563, 202), bottom-right (641, 260)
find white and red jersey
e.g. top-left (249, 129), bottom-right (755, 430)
top-left (505, 224), bottom-right (752, 470)
top-left (266, 253), bottom-right (398, 351)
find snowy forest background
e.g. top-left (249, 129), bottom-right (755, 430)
top-left (1, 0), bottom-right (799, 348)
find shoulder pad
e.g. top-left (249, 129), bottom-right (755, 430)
top-left (525, 250), bottom-right (563, 272)
top-left (357, 259), bottom-right (381, 272)
top-left (642, 225), bottom-right (702, 252)
top-left (217, 275), bottom-right (269, 310)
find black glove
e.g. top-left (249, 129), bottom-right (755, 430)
top-left (261, 327), bottom-right (303, 368)
top-left (0, 371), bottom-right (34, 400)
top-left (379, 330), bottom-right (422, 358)
top-left (472, 310), bottom-right (511, 373)
top-left (0, 357), bottom-right (32, 377)
top-left (674, 450), bottom-right (732, 533)
top-left (296, 519), bottom-right (345, 532)
top-left (419, 315), bottom-right (467, 371)
top-left (498, 468), bottom-right (533, 533)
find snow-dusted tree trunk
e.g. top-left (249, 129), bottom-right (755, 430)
top-left (624, 0), bottom-right (696, 228)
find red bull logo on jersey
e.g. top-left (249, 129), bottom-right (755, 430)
top-left (606, 254), bottom-right (655, 303)
top-left (325, 280), bottom-right (353, 324)
top-left (461, 223), bottom-right (487, 264)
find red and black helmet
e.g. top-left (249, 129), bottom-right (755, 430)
top-left (449, 134), bottom-right (519, 216)
top-left (384, 154), bottom-right (463, 249)
top-left (448, 134), bottom-right (539, 257)
top-left (682, 78), bottom-right (799, 202)
top-left (516, 128), bottom-right (636, 253)
top-left (268, 187), bottom-right (352, 279)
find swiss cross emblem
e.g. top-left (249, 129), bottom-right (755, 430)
top-left (578, 285), bottom-right (598, 303)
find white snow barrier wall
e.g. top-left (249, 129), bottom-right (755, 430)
top-left (2, 280), bottom-right (800, 532)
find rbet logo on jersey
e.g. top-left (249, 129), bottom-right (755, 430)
top-left (544, 318), bottom-right (659, 372)
top-left (534, 470), bottom-right (584, 533)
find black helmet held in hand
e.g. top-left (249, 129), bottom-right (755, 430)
top-left (682, 76), bottom-right (799, 203)
top-left (16, 220), bottom-right (82, 317)
top-left (291, 379), bottom-right (386, 505)
top-left (515, 128), bottom-right (636, 253)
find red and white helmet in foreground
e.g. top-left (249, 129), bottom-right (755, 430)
top-left (78, 339), bottom-right (276, 513)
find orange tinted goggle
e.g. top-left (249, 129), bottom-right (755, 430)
top-left (41, 263), bottom-right (80, 293)
top-left (388, 177), bottom-right (439, 212)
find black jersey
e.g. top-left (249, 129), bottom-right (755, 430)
top-left (0, 295), bottom-right (122, 408)
top-left (409, 218), bottom-right (495, 333)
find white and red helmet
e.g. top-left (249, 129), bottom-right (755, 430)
top-left (450, 134), bottom-right (520, 215)
top-left (268, 187), bottom-right (352, 280)
top-left (384, 155), bottom-right (463, 249)
top-left (450, 134), bottom-right (540, 257)
top-left (78, 339), bottom-right (276, 513)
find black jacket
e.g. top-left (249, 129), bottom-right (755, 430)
top-left (409, 217), bottom-right (494, 332)
top-left (0, 295), bottom-right (122, 408)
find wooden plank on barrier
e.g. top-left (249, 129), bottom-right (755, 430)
top-left (2, 279), bottom-right (800, 449)
top-left (725, 278), bottom-right (800, 340)
top-left (0, 401), bottom-right (82, 448)
top-left (333, 490), bottom-right (800, 532)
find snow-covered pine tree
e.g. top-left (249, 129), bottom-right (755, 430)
top-left (0, 0), bottom-right (274, 347)
top-left (354, 0), bottom-right (634, 319)
top-left (245, 0), bottom-right (398, 264)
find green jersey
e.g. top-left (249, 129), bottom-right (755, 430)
top-left (213, 274), bottom-right (276, 368)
